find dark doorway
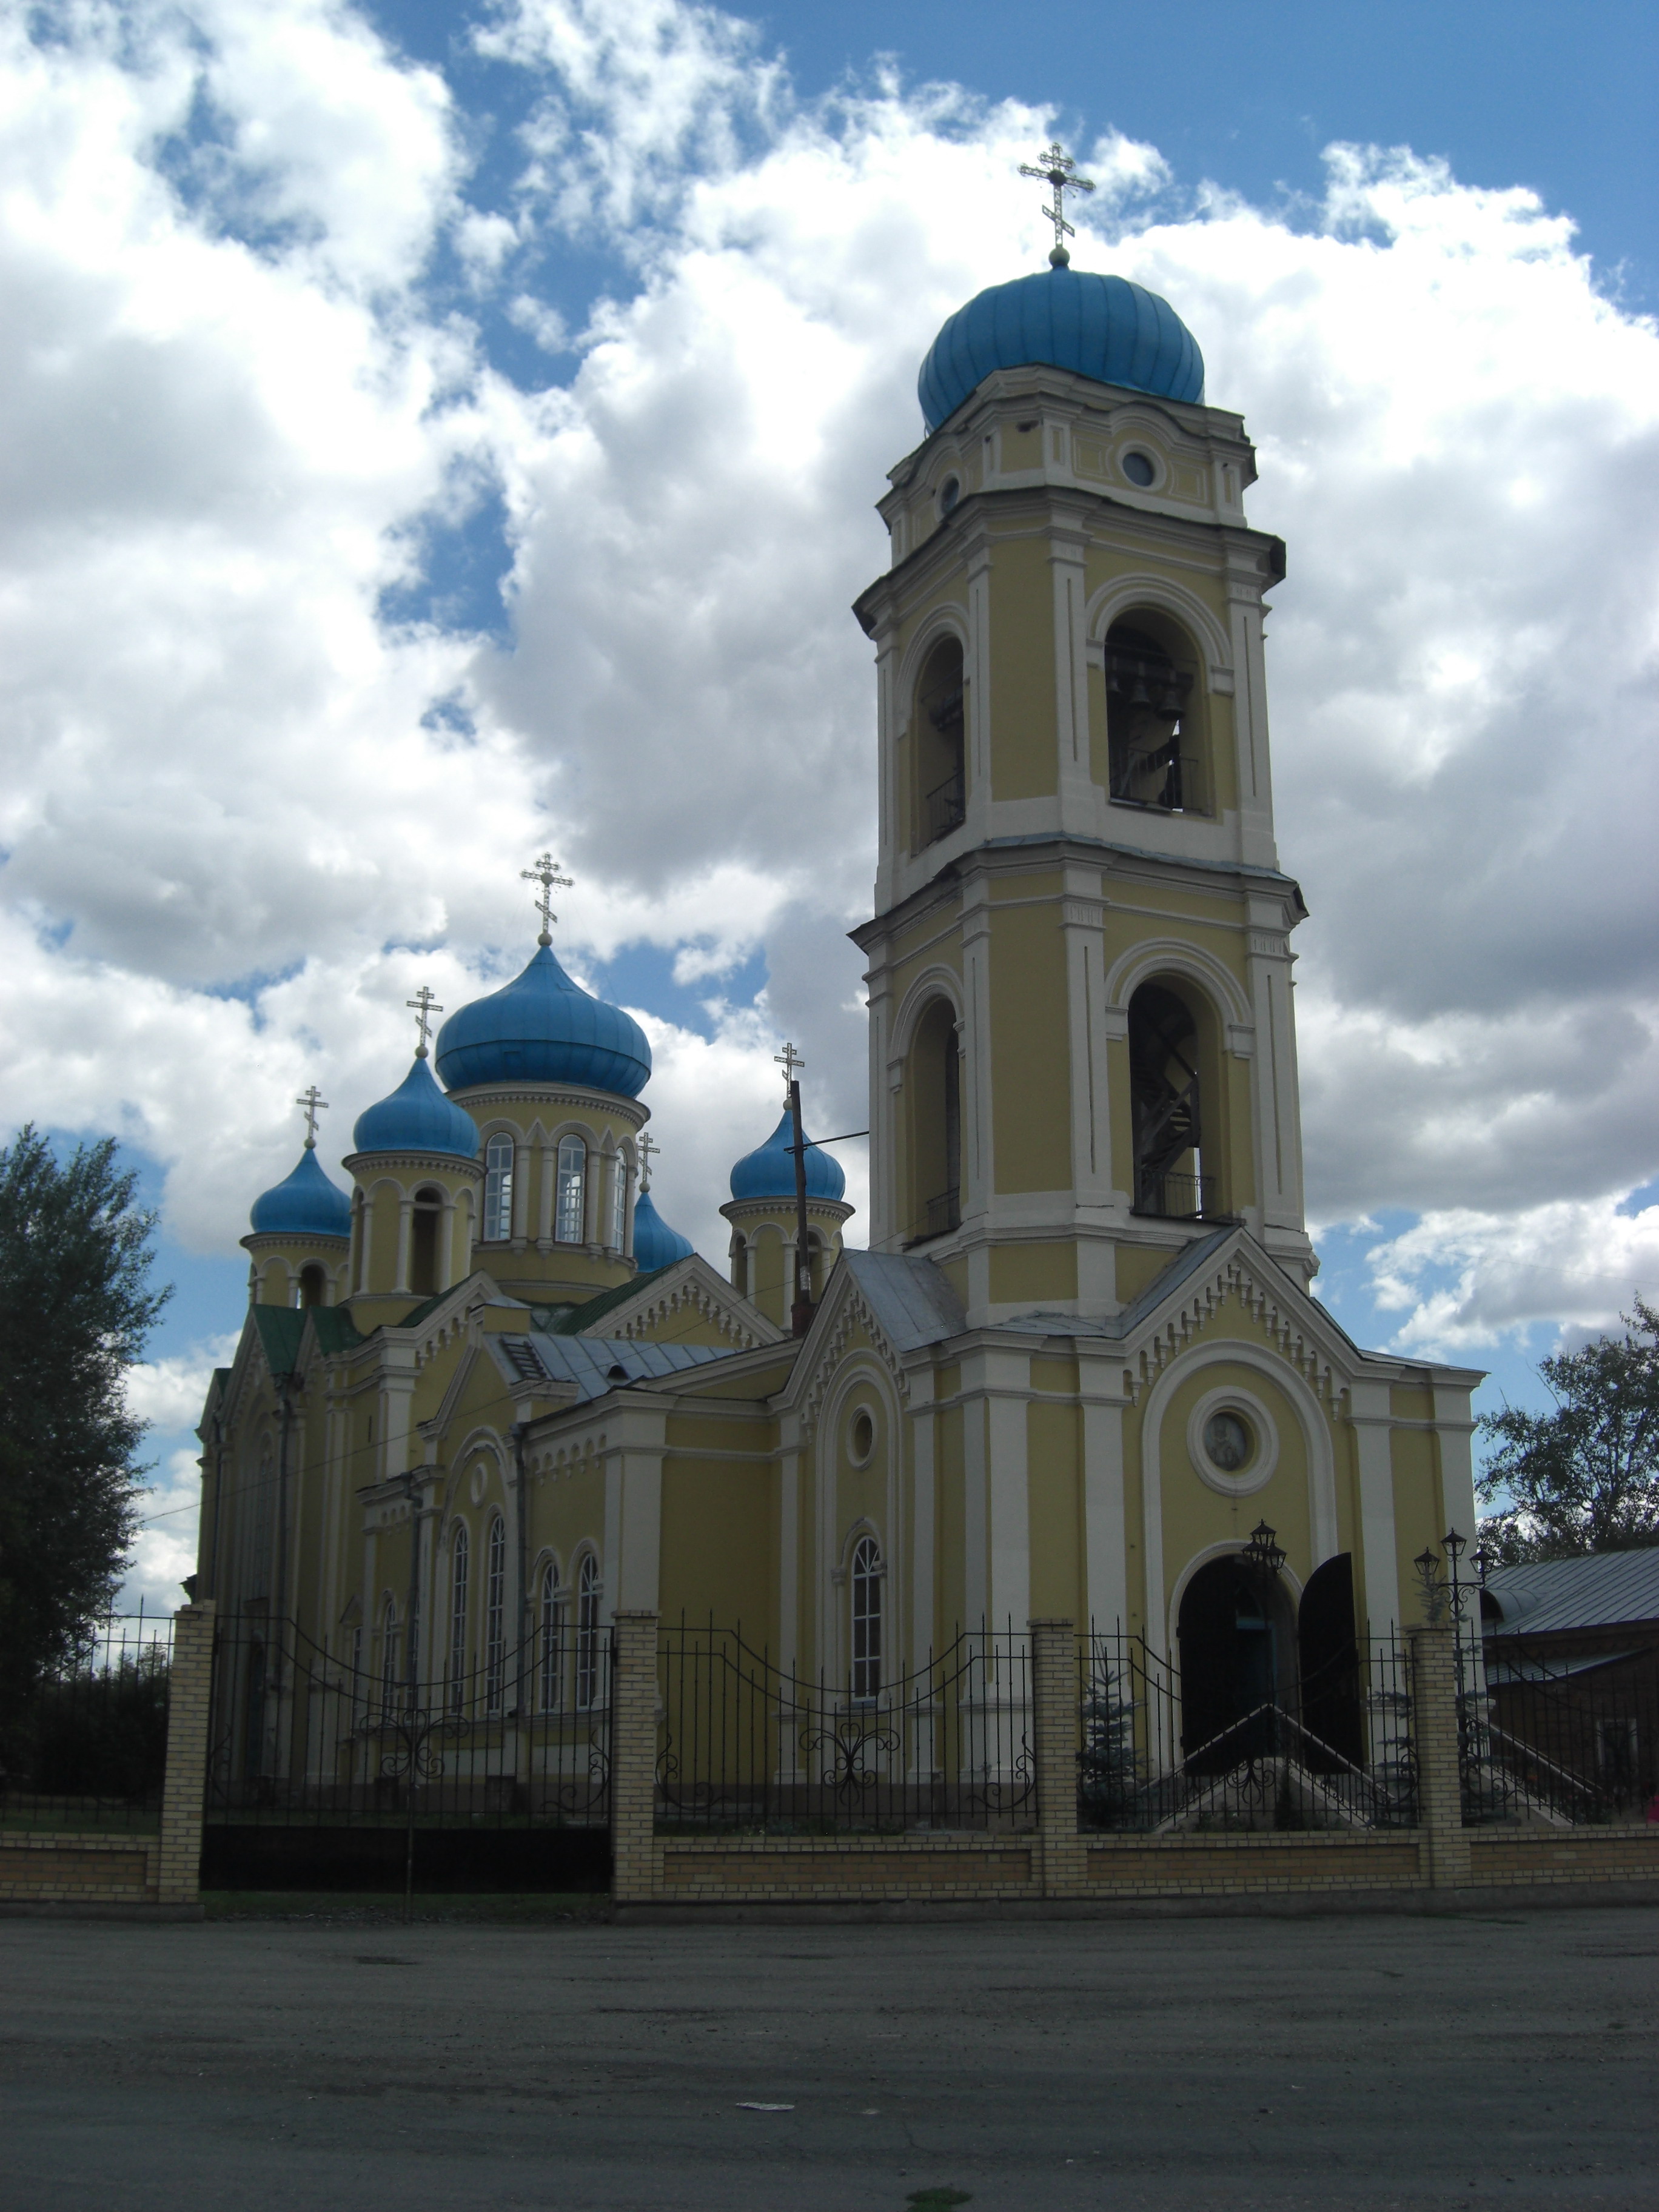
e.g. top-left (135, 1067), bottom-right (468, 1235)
top-left (1176, 1555), bottom-right (1282, 1772)
top-left (1297, 1553), bottom-right (1365, 1771)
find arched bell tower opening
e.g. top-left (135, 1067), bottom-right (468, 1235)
top-left (410, 1186), bottom-right (443, 1297)
top-left (902, 997), bottom-right (960, 1246)
top-left (1128, 980), bottom-right (1230, 1222)
top-left (910, 636), bottom-right (965, 852)
top-left (1176, 1554), bottom-right (1296, 1772)
top-left (1102, 614), bottom-right (1207, 817)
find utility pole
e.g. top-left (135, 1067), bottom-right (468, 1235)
top-left (775, 1044), bottom-right (814, 1338)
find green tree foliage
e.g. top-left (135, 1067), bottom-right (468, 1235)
top-left (0, 1127), bottom-right (170, 1683)
top-left (1477, 1298), bottom-right (1659, 1564)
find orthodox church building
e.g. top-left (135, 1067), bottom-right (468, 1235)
top-left (198, 229), bottom-right (1483, 1728)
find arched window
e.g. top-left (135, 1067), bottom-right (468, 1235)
top-left (903, 998), bottom-right (960, 1246)
top-left (1103, 617), bottom-right (1203, 815)
top-left (555, 1136), bottom-right (587, 1245)
top-left (575, 1553), bottom-right (602, 1710)
top-left (850, 1535), bottom-right (883, 1701)
top-left (913, 635), bottom-right (965, 851)
top-left (538, 1560), bottom-right (565, 1713)
top-left (730, 1235), bottom-right (749, 1299)
top-left (1128, 982), bottom-right (1209, 1219)
top-left (606, 1153), bottom-right (628, 1251)
top-left (295, 1262), bottom-right (326, 1309)
top-left (806, 1229), bottom-right (826, 1299)
top-left (447, 1524), bottom-right (469, 1712)
top-left (483, 1134), bottom-right (514, 1242)
top-left (484, 1515), bottom-right (506, 1713)
top-left (410, 1185), bottom-right (443, 1297)
top-left (380, 1597), bottom-right (400, 1717)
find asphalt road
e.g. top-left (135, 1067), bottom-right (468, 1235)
top-left (1, 1903), bottom-right (1655, 2210)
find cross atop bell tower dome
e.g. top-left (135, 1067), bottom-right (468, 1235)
top-left (851, 227), bottom-right (1309, 1329)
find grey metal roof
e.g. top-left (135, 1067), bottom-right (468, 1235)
top-left (840, 1248), bottom-right (967, 1353)
top-left (495, 1332), bottom-right (735, 1406)
top-left (1484, 1547), bottom-right (1659, 1635)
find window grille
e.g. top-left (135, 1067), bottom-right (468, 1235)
top-left (448, 1524), bottom-right (469, 1711)
top-left (539, 1562), bottom-right (565, 1712)
top-left (851, 1535), bottom-right (883, 1701)
top-left (485, 1516), bottom-right (506, 1713)
top-left (483, 1134), bottom-right (514, 1242)
top-left (555, 1136), bottom-right (586, 1244)
top-left (576, 1553), bottom-right (602, 1710)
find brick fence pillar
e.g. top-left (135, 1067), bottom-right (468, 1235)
top-left (1407, 1622), bottom-right (1472, 1889)
top-left (158, 1601), bottom-right (216, 1907)
top-left (609, 1611), bottom-right (660, 1905)
top-left (1030, 1617), bottom-right (1085, 1897)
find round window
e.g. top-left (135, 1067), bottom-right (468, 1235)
top-left (1121, 449), bottom-right (1156, 488)
top-left (1202, 1410), bottom-right (1253, 1473)
top-left (938, 474), bottom-right (961, 515)
top-left (848, 1408), bottom-right (875, 1465)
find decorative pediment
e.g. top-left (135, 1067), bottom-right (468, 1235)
top-left (1123, 1239), bottom-right (1345, 1410)
top-left (797, 1275), bottom-right (907, 1426)
top-left (603, 1255), bottom-right (782, 1352)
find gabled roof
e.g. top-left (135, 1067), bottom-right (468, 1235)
top-left (249, 1304), bottom-right (305, 1376)
top-left (537, 1268), bottom-right (674, 1335)
top-left (490, 1330), bottom-right (734, 1407)
top-left (839, 1248), bottom-right (967, 1353)
top-left (1485, 1547), bottom-right (1659, 1635)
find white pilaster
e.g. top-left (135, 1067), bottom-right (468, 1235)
top-left (1350, 1381), bottom-right (1401, 1632)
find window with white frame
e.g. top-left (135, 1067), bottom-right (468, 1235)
top-left (555, 1136), bottom-right (587, 1244)
top-left (606, 1153), bottom-right (628, 1250)
top-left (484, 1515), bottom-right (506, 1713)
top-left (483, 1134), bottom-right (514, 1242)
top-left (538, 1561), bottom-right (565, 1712)
top-left (850, 1535), bottom-right (883, 1701)
top-left (575, 1553), bottom-right (602, 1709)
top-left (447, 1524), bottom-right (469, 1711)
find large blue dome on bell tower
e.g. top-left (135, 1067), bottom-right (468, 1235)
top-left (917, 266), bottom-right (1204, 434)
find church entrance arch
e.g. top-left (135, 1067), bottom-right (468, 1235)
top-left (1176, 1553), bottom-right (1294, 1772)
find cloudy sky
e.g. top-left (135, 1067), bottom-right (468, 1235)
top-left (3, 0), bottom-right (1653, 1607)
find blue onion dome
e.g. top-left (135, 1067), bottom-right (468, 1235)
top-left (918, 266), bottom-right (1204, 434)
top-left (434, 944), bottom-right (652, 1099)
top-left (729, 1108), bottom-right (847, 1204)
top-left (352, 1054), bottom-right (480, 1159)
top-left (631, 1187), bottom-right (694, 1271)
top-left (249, 1145), bottom-right (351, 1239)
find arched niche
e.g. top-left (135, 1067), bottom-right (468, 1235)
top-left (1126, 976), bottom-right (1230, 1222)
top-left (900, 996), bottom-right (960, 1247)
top-left (1093, 607), bottom-right (1212, 819)
top-left (908, 633), bottom-right (965, 853)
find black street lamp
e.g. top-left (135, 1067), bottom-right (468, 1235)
top-left (1244, 1520), bottom-right (1286, 1580)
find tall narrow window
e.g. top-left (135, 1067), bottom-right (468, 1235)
top-left (1104, 620), bottom-right (1199, 813)
top-left (539, 1561), bottom-right (565, 1713)
top-left (851, 1536), bottom-right (883, 1701)
top-left (904, 998), bottom-right (961, 1245)
top-left (606, 1154), bottom-right (628, 1250)
top-left (380, 1597), bottom-right (400, 1717)
top-left (1128, 982), bottom-right (1208, 1220)
top-left (555, 1136), bottom-right (587, 1244)
top-left (410, 1186), bottom-right (442, 1297)
top-left (448, 1524), bottom-right (469, 1712)
top-left (296, 1262), bottom-right (326, 1309)
top-left (731, 1235), bottom-right (749, 1299)
top-left (484, 1515), bottom-right (506, 1714)
top-left (575, 1553), bottom-right (602, 1710)
top-left (913, 636), bottom-right (965, 851)
top-left (483, 1134), bottom-right (514, 1242)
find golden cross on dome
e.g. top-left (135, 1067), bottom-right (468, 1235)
top-left (406, 985), bottom-right (443, 1058)
top-left (1019, 141), bottom-right (1094, 266)
top-left (638, 1132), bottom-right (659, 1191)
top-left (774, 1041), bottom-right (805, 1099)
top-left (295, 1084), bottom-right (328, 1149)
top-left (522, 853), bottom-right (574, 947)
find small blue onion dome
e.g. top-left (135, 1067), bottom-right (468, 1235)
top-left (249, 1146), bottom-right (351, 1239)
top-left (918, 266), bottom-right (1204, 433)
top-left (631, 1187), bottom-right (694, 1271)
top-left (729, 1108), bottom-right (847, 1204)
top-left (352, 1055), bottom-right (480, 1159)
top-left (434, 944), bottom-right (651, 1099)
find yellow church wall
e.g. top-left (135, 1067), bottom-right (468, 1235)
top-left (659, 1461), bottom-right (776, 1637)
top-left (1156, 1359), bottom-right (1313, 1620)
top-left (1027, 1398), bottom-right (1083, 1622)
top-left (1390, 1385), bottom-right (1435, 1423)
top-left (989, 901), bottom-right (1071, 1191)
top-left (1111, 1245), bottom-right (1173, 1308)
top-left (986, 535), bottom-right (1059, 802)
top-left (1390, 1426), bottom-right (1446, 1622)
top-left (1029, 1355), bottom-right (1078, 1396)
top-left (988, 1243), bottom-right (1077, 1304)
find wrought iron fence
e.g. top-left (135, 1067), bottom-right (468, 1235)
top-left (656, 1621), bottom-right (1034, 1833)
top-left (207, 1613), bottom-right (611, 1824)
top-left (1077, 1625), bottom-right (1416, 1833)
top-left (1462, 1641), bottom-right (1658, 1826)
top-left (0, 1612), bottom-right (174, 1832)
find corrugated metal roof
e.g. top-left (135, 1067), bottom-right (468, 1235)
top-left (500, 1332), bottom-right (733, 1406)
top-left (1484, 1547), bottom-right (1659, 1634)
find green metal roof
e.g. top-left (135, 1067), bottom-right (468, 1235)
top-left (535, 1267), bottom-right (673, 1336)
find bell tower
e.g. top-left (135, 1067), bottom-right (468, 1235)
top-left (851, 247), bottom-right (1313, 1329)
